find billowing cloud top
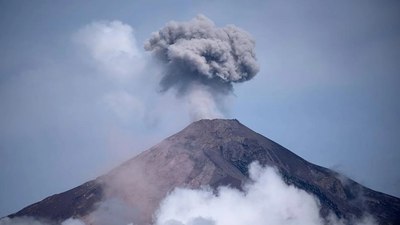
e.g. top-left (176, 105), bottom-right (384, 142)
top-left (144, 15), bottom-right (259, 93)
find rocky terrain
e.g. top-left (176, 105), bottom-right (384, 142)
top-left (8, 119), bottom-right (400, 225)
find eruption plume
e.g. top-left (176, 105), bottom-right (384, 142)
top-left (145, 15), bottom-right (259, 120)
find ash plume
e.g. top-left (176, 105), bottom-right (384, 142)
top-left (145, 15), bottom-right (259, 120)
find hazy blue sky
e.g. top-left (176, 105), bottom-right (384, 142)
top-left (1, 0), bottom-right (399, 217)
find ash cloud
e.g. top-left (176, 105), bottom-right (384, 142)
top-left (145, 15), bottom-right (259, 120)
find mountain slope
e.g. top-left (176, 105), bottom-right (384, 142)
top-left (8, 119), bottom-right (400, 225)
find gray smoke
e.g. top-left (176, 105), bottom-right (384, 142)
top-left (145, 15), bottom-right (259, 120)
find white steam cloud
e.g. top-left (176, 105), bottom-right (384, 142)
top-left (74, 20), bottom-right (143, 81)
top-left (74, 20), bottom-right (147, 123)
top-left (154, 163), bottom-right (377, 225)
top-left (145, 15), bottom-right (259, 120)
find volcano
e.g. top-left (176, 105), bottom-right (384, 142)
top-left (7, 119), bottom-right (400, 225)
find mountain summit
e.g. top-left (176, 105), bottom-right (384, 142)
top-left (8, 119), bottom-right (400, 225)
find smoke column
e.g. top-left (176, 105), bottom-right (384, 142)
top-left (145, 15), bottom-right (259, 120)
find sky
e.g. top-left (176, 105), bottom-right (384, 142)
top-left (0, 0), bottom-right (399, 218)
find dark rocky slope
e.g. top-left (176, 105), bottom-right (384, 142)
top-left (8, 119), bottom-right (400, 225)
